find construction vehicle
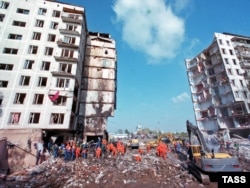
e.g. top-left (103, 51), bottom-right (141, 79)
top-left (186, 120), bottom-right (242, 184)
top-left (127, 138), bottom-right (139, 149)
top-left (146, 135), bottom-right (171, 148)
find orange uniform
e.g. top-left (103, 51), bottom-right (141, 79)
top-left (96, 147), bottom-right (102, 158)
top-left (75, 147), bottom-right (81, 159)
top-left (146, 144), bottom-right (150, 153)
top-left (134, 155), bottom-right (141, 162)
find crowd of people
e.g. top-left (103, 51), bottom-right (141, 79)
top-left (34, 137), bottom-right (184, 165)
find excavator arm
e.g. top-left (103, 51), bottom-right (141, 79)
top-left (186, 120), bottom-right (210, 153)
top-left (186, 120), bottom-right (242, 184)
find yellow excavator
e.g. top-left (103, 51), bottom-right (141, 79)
top-left (186, 120), bottom-right (242, 184)
top-left (146, 135), bottom-right (171, 148)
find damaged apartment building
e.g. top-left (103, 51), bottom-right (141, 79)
top-left (185, 32), bottom-right (250, 138)
top-left (0, 0), bottom-right (117, 147)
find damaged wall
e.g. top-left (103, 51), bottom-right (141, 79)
top-left (0, 129), bottom-right (43, 173)
top-left (78, 32), bottom-right (117, 140)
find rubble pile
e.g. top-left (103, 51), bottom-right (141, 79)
top-left (0, 149), bottom-right (217, 188)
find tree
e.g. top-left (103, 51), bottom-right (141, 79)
top-left (117, 129), bottom-right (123, 134)
top-left (124, 129), bottom-right (130, 135)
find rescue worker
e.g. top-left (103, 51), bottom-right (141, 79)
top-left (134, 155), bottom-right (141, 162)
top-left (75, 145), bottom-right (81, 159)
top-left (146, 144), bottom-right (150, 153)
top-left (187, 143), bottom-right (193, 162)
top-left (176, 142), bottom-right (181, 153)
top-left (27, 137), bottom-right (32, 152)
top-left (101, 142), bottom-right (106, 159)
top-left (65, 142), bottom-right (71, 162)
top-left (138, 148), bottom-right (144, 156)
top-left (120, 143), bottom-right (125, 155)
top-left (53, 143), bottom-right (59, 158)
top-left (82, 142), bottom-right (88, 159)
top-left (111, 145), bottom-right (117, 156)
top-left (96, 146), bottom-right (102, 158)
top-left (96, 137), bottom-right (101, 148)
top-left (35, 143), bottom-right (41, 165)
top-left (71, 143), bottom-right (76, 161)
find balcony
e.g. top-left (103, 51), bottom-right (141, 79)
top-left (236, 51), bottom-right (250, 59)
top-left (247, 84), bottom-right (250, 90)
top-left (61, 16), bottom-right (82, 24)
top-left (233, 41), bottom-right (250, 49)
top-left (186, 58), bottom-right (197, 70)
top-left (54, 56), bottom-right (77, 63)
top-left (51, 71), bottom-right (75, 78)
top-left (57, 40), bottom-right (79, 49)
top-left (59, 29), bottom-right (80, 36)
top-left (240, 60), bottom-right (250, 69)
top-left (243, 71), bottom-right (250, 79)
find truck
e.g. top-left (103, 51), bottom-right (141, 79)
top-left (186, 120), bottom-right (242, 184)
top-left (127, 138), bottom-right (139, 149)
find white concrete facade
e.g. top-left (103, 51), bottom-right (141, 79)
top-left (0, 0), bottom-right (87, 130)
top-left (185, 33), bottom-right (250, 133)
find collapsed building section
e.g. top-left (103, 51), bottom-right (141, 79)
top-left (78, 32), bottom-right (117, 142)
top-left (185, 32), bottom-right (250, 138)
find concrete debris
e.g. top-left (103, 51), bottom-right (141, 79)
top-left (0, 147), bottom-right (220, 188)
